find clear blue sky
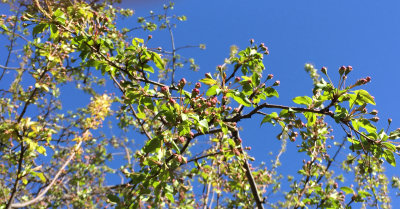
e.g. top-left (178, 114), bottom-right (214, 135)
top-left (119, 0), bottom-right (400, 206)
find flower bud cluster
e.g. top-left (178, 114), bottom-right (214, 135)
top-left (259, 43), bottom-right (269, 54)
top-left (178, 78), bottom-right (186, 89)
top-left (354, 76), bottom-right (371, 86)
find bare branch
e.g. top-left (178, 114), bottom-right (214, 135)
top-left (11, 140), bottom-right (83, 208)
top-left (231, 128), bottom-right (265, 209)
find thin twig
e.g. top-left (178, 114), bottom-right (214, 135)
top-left (0, 7), bottom-right (20, 81)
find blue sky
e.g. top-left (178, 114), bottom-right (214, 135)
top-left (119, 0), bottom-right (400, 205)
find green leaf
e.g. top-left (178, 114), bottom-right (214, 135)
top-left (199, 78), bottom-right (217, 85)
top-left (206, 85), bottom-right (220, 96)
top-left (383, 142), bottom-right (396, 152)
top-left (35, 172), bottom-right (46, 183)
top-left (198, 119), bottom-right (209, 131)
top-left (293, 96), bottom-right (312, 106)
top-left (36, 146), bottom-right (46, 156)
top-left (49, 24), bottom-right (59, 39)
top-left (227, 91), bottom-right (252, 107)
top-left (384, 149), bottom-right (396, 166)
top-left (33, 23), bottom-right (48, 36)
top-left (107, 194), bottom-right (120, 204)
top-left (352, 90), bottom-right (376, 105)
top-left (142, 64), bottom-right (154, 73)
top-left (353, 119), bottom-right (376, 133)
top-left (341, 186), bottom-right (354, 194)
top-left (189, 114), bottom-right (199, 122)
top-left (264, 87), bottom-right (279, 98)
top-left (171, 141), bottom-right (180, 154)
top-left (144, 138), bottom-right (161, 153)
top-left (261, 112), bottom-right (278, 126)
top-left (251, 72), bottom-right (260, 86)
top-left (389, 129), bottom-right (400, 140)
top-left (151, 52), bottom-right (165, 70)
top-left (358, 190), bottom-right (372, 198)
top-left (303, 112), bottom-right (316, 126)
top-left (136, 111), bottom-right (146, 119)
top-left (220, 122), bottom-right (228, 135)
top-left (129, 173), bottom-right (146, 184)
top-left (132, 37), bottom-right (144, 47)
top-left (53, 8), bottom-right (66, 24)
top-left (165, 192), bottom-right (175, 203)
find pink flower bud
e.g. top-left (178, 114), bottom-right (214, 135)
top-left (339, 66), bottom-right (346, 75)
top-left (178, 136), bottom-right (185, 143)
top-left (179, 78), bottom-right (187, 87)
top-left (371, 116), bottom-right (379, 122)
top-left (195, 82), bottom-right (201, 89)
top-left (169, 98), bottom-right (176, 104)
top-left (250, 39), bottom-right (254, 44)
top-left (192, 88), bottom-right (200, 96)
top-left (205, 73), bottom-right (212, 78)
top-left (345, 65), bottom-right (353, 75)
top-left (273, 80), bottom-right (280, 86)
top-left (262, 46), bottom-right (269, 54)
top-left (235, 77), bottom-right (241, 82)
top-left (321, 67), bottom-right (327, 75)
top-left (211, 97), bottom-right (218, 104)
top-left (161, 86), bottom-right (169, 93)
top-left (148, 35), bottom-right (152, 39)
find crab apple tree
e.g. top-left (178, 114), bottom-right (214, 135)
top-left (1, 0), bottom-right (400, 209)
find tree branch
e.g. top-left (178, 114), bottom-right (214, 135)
top-left (11, 140), bottom-right (83, 208)
top-left (5, 141), bottom-right (25, 209)
top-left (231, 128), bottom-right (265, 209)
top-left (110, 75), bottom-right (152, 140)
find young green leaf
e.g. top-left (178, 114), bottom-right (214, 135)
top-left (293, 96), bottom-right (312, 106)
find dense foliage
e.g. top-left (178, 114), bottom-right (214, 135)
top-left (1, 0), bottom-right (400, 208)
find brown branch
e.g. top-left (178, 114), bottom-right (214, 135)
top-left (0, 7), bottom-right (20, 82)
top-left (110, 75), bottom-right (152, 140)
top-left (231, 128), bottom-right (264, 209)
top-left (165, 10), bottom-right (177, 84)
top-left (6, 66), bottom-right (49, 208)
top-left (316, 137), bottom-right (347, 184)
top-left (11, 140), bottom-right (83, 208)
top-left (225, 103), bottom-right (333, 123)
top-left (5, 141), bottom-right (25, 209)
top-left (225, 63), bottom-right (242, 83)
top-left (203, 182), bottom-right (212, 209)
top-left (0, 65), bottom-right (20, 70)
top-left (293, 158), bottom-right (316, 209)
top-left (182, 151), bottom-right (223, 166)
